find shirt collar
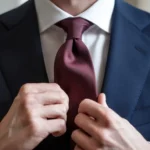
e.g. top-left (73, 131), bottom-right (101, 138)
top-left (35, 0), bottom-right (115, 33)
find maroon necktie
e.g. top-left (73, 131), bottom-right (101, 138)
top-left (54, 17), bottom-right (97, 135)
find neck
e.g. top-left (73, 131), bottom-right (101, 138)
top-left (50, 0), bottom-right (97, 16)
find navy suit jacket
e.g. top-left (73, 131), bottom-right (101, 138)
top-left (0, 0), bottom-right (150, 149)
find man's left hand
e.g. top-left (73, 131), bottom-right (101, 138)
top-left (72, 94), bottom-right (150, 150)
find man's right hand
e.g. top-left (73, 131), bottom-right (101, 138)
top-left (0, 83), bottom-right (69, 150)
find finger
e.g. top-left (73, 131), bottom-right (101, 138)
top-left (41, 104), bottom-right (68, 121)
top-left (74, 145), bottom-right (84, 150)
top-left (72, 129), bottom-right (98, 150)
top-left (98, 93), bottom-right (108, 107)
top-left (78, 99), bottom-right (107, 121)
top-left (75, 113), bottom-right (105, 141)
top-left (22, 91), bottom-right (69, 106)
top-left (36, 91), bottom-right (69, 105)
top-left (19, 83), bottom-right (62, 94)
top-left (46, 119), bottom-right (66, 135)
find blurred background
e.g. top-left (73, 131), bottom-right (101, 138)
top-left (0, 0), bottom-right (150, 14)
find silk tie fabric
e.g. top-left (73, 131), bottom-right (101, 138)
top-left (54, 17), bottom-right (97, 147)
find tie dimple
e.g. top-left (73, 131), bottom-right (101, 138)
top-left (56, 17), bottom-right (93, 39)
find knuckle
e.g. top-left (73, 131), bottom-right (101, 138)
top-left (112, 118), bottom-right (124, 129)
top-left (71, 130), bottom-right (77, 136)
top-left (101, 109), bottom-right (113, 126)
top-left (111, 117), bottom-right (122, 128)
top-left (94, 127), bottom-right (108, 144)
top-left (29, 120), bottom-right (41, 136)
top-left (58, 106), bottom-right (67, 120)
top-left (51, 83), bottom-right (60, 89)
top-left (74, 113), bottom-right (81, 124)
top-left (14, 95), bottom-right (20, 102)
top-left (20, 83), bottom-right (32, 94)
top-left (25, 108), bottom-right (35, 122)
top-left (58, 119), bottom-right (66, 133)
top-left (58, 91), bottom-right (69, 109)
top-left (83, 98), bottom-right (90, 104)
top-left (61, 106), bottom-right (67, 114)
top-left (71, 130), bottom-right (78, 139)
top-left (59, 91), bottom-right (68, 101)
top-left (29, 107), bottom-right (36, 116)
top-left (21, 94), bottom-right (34, 106)
top-left (58, 91), bottom-right (65, 100)
top-left (105, 110), bottom-right (112, 121)
top-left (65, 103), bottom-right (69, 112)
top-left (105, 109), bottom-right (120, 127)
top-left (79, 99), bottom-right (89, 107)
top-left (100, 130), bottom-right (109, 143)
top-left (64, 93), bottom-right (69, 103)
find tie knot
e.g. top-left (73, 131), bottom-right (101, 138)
top-left (56, 18), bottom-right (93, 39)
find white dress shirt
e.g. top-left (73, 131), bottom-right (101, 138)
top-left (35, 0), bottom-right (115, 92)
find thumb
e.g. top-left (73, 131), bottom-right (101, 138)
top-left (98, 93), bottom-right (108, 107)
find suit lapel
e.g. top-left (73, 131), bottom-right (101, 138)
top-left (102, 0), bottom-right (150, 119)
top-left (0, 0), bottom-right (48, 99)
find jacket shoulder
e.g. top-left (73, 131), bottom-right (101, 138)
top-left (0, 0), bottom-right (34, 31)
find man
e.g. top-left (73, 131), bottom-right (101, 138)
top-left (0, 0), bottom-right (150, 149)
